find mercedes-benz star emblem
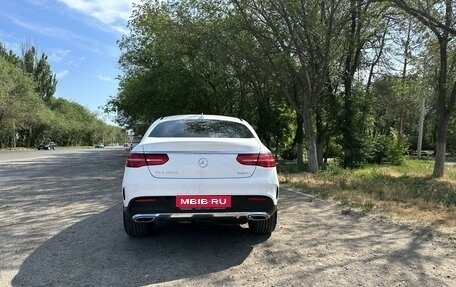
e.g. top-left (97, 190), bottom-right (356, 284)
top-left (198, 158), bottom-right (208, 168)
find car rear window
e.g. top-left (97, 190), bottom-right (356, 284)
top-left (149, 119), bottom-right (254, 138)
top-left (131, 137), bottom-right (142, 143)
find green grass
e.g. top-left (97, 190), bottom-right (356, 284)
top-left (279, 160), bottom-right (456, 206)
top-left (278, 159), bottom-right (456, 236)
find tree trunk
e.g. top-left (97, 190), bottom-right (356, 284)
top-left (366, 21), bottom-right (388, 93)
top-left (316, 137), bottom-right (324, 167)
top-left (342, 90), bottom-right (354, 167)
top-left (399, 20), bottom-right (412, 135)
top-left (302, 105), bottom-right (318, 173)
top-left (295, 113), bottom-right (304, 165)
top-left (324, 137), bottom-right (330, 164)
top-left (432, 36), bottom-right (450, 178)
top-left (432, 29), bottom-right (454, 178)
top-left (341, 0), bottom-right (363, 168)
top-left (316, 106), bottom-right (324, 167)
top-left (433, 112), bottom-right (449, 178)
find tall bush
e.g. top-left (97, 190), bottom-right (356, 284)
top-left (386, 128), bottom-right (408, 165)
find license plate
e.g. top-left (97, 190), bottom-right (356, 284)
top-left (176, 195), bottom-right (231, 208)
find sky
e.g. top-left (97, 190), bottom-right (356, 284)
top-left (0, 0), bottom-right (141, 124)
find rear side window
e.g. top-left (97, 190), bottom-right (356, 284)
top-left (149, 119), bottom-right (254, 138)
top-left (131, 137), bottom-right (142, 143)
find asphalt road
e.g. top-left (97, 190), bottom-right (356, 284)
top-left (0, 148), bottom-right (454, 286)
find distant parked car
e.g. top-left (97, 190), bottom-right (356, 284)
top-left (409, 150), bottom-right (434, 157)
top-left (95, 143), bottom-right (105, 149)
top-left (130, 136), bottom-right (142, 150)
top-left (37, 141), bottom-right (56, 150)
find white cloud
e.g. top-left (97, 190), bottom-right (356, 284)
top-left (97, 74), bottom-right (117, 84)
top-left (0, 29), bottom-right (20, 54)
top-left (55, 0), bottom-right (142, 28)
top-left (48, 49), bottom-right (72, 62)
top-left (8, 14), bottom-right (70, 38)
top-left (67, 56), bottom-right (86, 67)
top-left (6, 14), bottom-right (115, 55)
top-left (0, 29), bottom-right (15, 39)
top-left (56, 70), bottom-right (70, 79)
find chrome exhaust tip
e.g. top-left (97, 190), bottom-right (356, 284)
top-left (247, 212), bottom-right (270, 221)
top-left (132, 214), bottom-right (157, 223)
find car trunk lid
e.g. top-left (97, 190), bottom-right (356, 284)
top-left (141, 138), bottom-right (260, 179)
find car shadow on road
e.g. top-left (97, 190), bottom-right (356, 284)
top-left (12, 203), bottom-right (269, 286)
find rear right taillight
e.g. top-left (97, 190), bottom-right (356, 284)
top-left (126, 153), bottom-right (169, 168)
top-left (236, 153), bottom-right (276, 167)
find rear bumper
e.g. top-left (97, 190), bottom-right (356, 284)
top-left (124, 195), bottom-right (277, 224)
top-left (130, 211), bottom-right (273, 223)
top-left (122, 166), bottom-right (279, 206)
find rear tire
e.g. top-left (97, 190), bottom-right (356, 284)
top-left (123, 210), bottom-right (153, 237)
top-left (249, 211), bottom-right (277, 234)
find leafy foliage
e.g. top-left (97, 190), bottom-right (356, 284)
top-left (110, 0), bottom-right (296, 153)
top-left (385, 128), bottom-right (408, 165)
top-left (21, 45), bottom-right (57, 102)
top-left (105, 0), bottom-right (456, 178)
top-left (0, 43), bottom-right (124, 148)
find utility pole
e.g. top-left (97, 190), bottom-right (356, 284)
top-left (12, 120), bottom-right (16, 148)
top-left (417, 55), bottom-right (427, 158)
top-left (417, 91), bottom-right (425, 157)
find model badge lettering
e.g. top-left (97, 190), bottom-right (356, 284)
top-left (155, 170), bottom-right (179, 175)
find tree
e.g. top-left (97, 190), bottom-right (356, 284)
top-left (108, 0), bottom-right (454, 175)
top-left (21, 44), bottom-right (57, 102)
top-left (384, 0), bottom-right (456, 177)
top-left (0, 44), bottom-right (21, 67)
top-left (113, 0), bottom-right (295, 154)
top-left (35, 54), bottom-right (57, 102)
top-left (1, 41), bottom-right (122, 149)
top-left (231, 0), bottom-right (352, 172)
top-left (0, 56), bottom-right (42, 148)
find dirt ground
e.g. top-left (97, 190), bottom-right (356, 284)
top-left (0, 149), bottom-right (455, 286)
top-left (149, 186), bottom-right (456, 287)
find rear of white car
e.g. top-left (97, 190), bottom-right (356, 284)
top-left (122, 115), bottom-right (279, 236)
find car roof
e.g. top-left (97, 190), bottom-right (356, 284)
top-left (144, 114), bottom-right (259, 140)
top-left (158, 114), bottom-right (244, 124)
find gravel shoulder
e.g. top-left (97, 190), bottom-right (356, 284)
top-left (0, 149), bottom-right (454, 286)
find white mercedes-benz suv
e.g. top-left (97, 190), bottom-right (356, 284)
top-left (122, 114), bottom-right (279, 236)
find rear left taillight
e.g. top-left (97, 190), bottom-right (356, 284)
top-left (126, 153), bottom-right (169, 167)
top-left (236, 153), bottom-right (276, 167)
